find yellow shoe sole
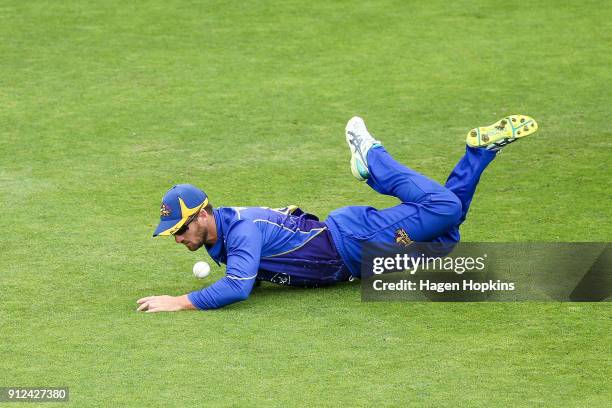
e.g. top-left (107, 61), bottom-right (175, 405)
top-left (466, 115), bottom-right (538, 148)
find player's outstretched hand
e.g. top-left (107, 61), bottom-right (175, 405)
top-left (136, 295), bottom-right (195, 313)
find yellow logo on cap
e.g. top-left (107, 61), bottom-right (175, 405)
top-left (160, 203), bottom-right (171, 217)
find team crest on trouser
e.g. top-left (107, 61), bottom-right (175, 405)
top-left (395, 228), bottom-right (413, 247)
top-left (270, 273), bottom-right (291, 286)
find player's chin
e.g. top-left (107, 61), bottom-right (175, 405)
top-left (184, 242), bottom-right (202, 251)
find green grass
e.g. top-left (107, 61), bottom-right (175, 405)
top-left (1, 0), bottom-right (611, 406)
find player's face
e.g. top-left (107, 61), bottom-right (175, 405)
top-left (173, 212), bottom-right (210, 251)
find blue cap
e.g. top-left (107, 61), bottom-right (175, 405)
top-left (153, 184), bottom-right (208, 237)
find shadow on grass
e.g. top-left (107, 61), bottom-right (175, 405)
top-left (133, 280), bottom-right (362, 312)
top-left (249, 280), bottom-right (360, 296)
top-left (222, 280), bottom-right (361, 311)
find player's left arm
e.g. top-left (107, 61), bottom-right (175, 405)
top-left (185, 220), bottom-right (262, 309)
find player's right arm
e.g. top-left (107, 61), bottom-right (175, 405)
top-left (187, 220), bottom-right (262, 309)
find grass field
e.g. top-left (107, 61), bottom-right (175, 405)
top-left (1, 0), bottom-right (611, 406)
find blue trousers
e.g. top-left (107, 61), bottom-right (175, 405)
top-left (326, 146), bottom-right (497, 277)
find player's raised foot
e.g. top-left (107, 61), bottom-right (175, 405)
top-left (345, 116), bottom-right (382, 181)
top-left (466, 115), bottom-right (538, 151)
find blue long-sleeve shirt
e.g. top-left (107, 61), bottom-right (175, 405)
top-left (187, 206), bottom-right (350, 310)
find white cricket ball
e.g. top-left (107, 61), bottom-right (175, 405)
top-left (193, 261), bottom-right (211, 279)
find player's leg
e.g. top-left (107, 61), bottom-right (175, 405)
top-left (329, 115), bottom-right (539, 277)
top-left (347, 117), bottom-right (450, 202)
top-left (430, 146), bottom-right (497, 244)
top-left (345, 117), bottom-right (462, 241)
top-left (433, 114), bottom-right (539, 244)
top-left (444, 146), bottom-right (496, 224)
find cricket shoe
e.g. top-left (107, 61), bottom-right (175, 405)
top-left (466, 115), bottom-right (538, 151)
top-left (345, 116), bottom-right (382, 181)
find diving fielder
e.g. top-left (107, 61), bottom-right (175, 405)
top-left (137, 115), bottom-right (538, 312)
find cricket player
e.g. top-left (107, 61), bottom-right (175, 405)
top-left (137, 115), bottom-right (538, 312)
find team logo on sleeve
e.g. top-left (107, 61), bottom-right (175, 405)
top-left (395, 228), bottom-right (413, 247)
top-left (160, 203), bottom-right (171, 217)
